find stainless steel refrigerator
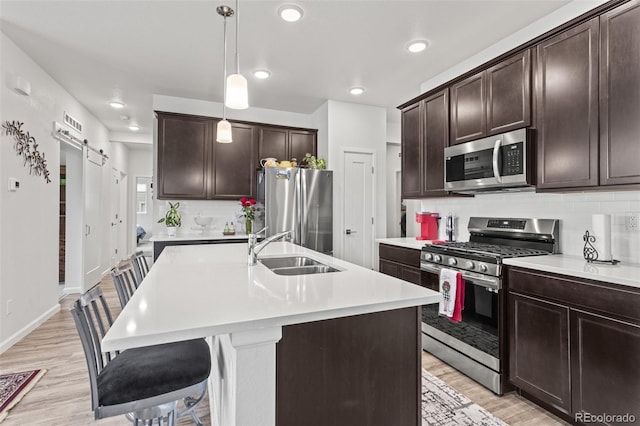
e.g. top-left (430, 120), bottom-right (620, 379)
top-left (256, 167), bottom-right (333, 254)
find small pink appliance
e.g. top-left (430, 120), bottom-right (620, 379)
top-left (415, 212), bottom-right (440, 240)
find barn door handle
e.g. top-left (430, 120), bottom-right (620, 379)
top-left (345, 229), bottom-right (357, 235)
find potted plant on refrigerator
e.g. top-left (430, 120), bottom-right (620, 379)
top-left (158, 201), bottom-right (181, 237)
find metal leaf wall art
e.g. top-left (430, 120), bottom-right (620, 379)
top-left (2, 120), bottom-right (51, 183)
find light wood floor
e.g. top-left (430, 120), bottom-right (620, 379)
top-left (0, 274), bottom-right (567, 425)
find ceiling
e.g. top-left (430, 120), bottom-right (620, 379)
top-left (0, 0), bottom-right (571, 142)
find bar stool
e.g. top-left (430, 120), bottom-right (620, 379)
top-left (111, 264), bottom-right (138, 309)
top-left (71, 287), bottom-right (210, 425)
top-left (131, 251), bottom-right (150, 285)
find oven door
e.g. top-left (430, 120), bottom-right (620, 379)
top-left (420, 263), bottom-right (500, 371)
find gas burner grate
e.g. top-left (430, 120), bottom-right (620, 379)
top-left (435, 242), bottom-right (549, 258)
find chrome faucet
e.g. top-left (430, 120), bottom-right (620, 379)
top-left (248, 227), bottom-right (292, 265)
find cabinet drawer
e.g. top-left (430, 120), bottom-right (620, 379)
top-left (508, 267), bottom-right (640, 324)
top-left (379, 244), bottom-right (420, 267)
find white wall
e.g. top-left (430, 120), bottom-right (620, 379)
top-left (0, 32), bottom-right (127, 352)
top-left (387, 121), bottom-right (401, 144)
top-left (326, 100), bottom-right (387, 261)
top-left (402, 191), bottom-right (640, 264)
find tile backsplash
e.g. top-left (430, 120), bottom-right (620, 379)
top-left (153, 200), bottom-right (245, 236)
top-left (405, 190), bottom-right (640, 264)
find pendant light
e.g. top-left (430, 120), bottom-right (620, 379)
top-left (217, 5), bottom-right (233, 143)
top-left (225, 0), bottom-right (249, 109)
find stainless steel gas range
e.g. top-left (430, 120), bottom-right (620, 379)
top-left (420, 217), bottom-right (559, 395)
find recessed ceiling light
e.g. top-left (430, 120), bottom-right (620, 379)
top-left (109, 101), bottom-right (125, 109)
top-left (278, 4), bottom-right (303, 22)
top-left (349, 87), bottom-right (365, 95)
top-left (253, 70), bottom-right (271, 79)
top-left (407, 40), bottom-right (430, 53)
top-left (128, 124), bottom-right (140, 131)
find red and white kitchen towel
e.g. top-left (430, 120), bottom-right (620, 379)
top-left (438, 268), bottom-right (465, 322)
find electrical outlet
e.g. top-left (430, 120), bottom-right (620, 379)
top-left (625, 214), bottom-right (639, 231)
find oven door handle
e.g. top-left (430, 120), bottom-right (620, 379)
top-left (420, 262), bottom-right (500, 291)
top-left (492, 139), bottom-right (502, 183)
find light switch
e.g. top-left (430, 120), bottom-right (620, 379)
top-left (8, 178), bottom-right (19, 191)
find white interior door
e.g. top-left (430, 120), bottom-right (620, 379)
top-left (83, 149), bottom-right (103, 289)
top-left (342, 151), bottom-right (374, 268)
top-left (119, 173), bottom-right (128, 259)
top-left (109, 168), bottom-right (120, 267)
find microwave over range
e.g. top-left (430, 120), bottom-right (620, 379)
top-left (444, 128), bottom-right (534, 193)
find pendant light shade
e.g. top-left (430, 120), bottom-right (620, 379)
top-left (225, 73), bottom-right (249, 109)
top-left (217, 119), bottom-right (233, 143)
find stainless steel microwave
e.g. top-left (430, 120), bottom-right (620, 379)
top-left (444, 128), bottom-right (534, 193)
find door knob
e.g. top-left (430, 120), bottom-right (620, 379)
top-left (345, 229), bottom-right (357, 235)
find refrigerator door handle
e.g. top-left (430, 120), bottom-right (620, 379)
top-left (299, 171), bottom-right (306, 247)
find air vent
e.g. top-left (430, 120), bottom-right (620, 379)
top-left (63, 112), bottom-right (83, 133)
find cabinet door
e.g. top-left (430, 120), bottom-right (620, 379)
top-left (486, 50), bottom-right (531, 134)
top-left (401, 102), bottom-right (423, 198)
top-left (289, 130), bottom-right (317, 163)
top-left (259, 127), bottom-right (288, 162)
top-left (423, 89), bottom-right (449, 195)
top-left (379, 259), bottom-right (401, 279)
top-left (450, 72), bottom-right (486, 145)
top-left (536, 19), bottom-right (599, 189)
top-left (399, 265), bottom-right (422, 285)
top-left (211, 122), bottom-right (256, 199)
top-left (600, 0), bottom-right (640, 186)
top-left (509, 293), bottom-right (571, 415)
top-left (157, 112), bottom-right (212, 199)
top-left (571, 310), bottom-right (640, 422)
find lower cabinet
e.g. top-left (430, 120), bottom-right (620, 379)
top-left (507, 267), bottom-right (640, 423)
top-left (378, 244), bottom-right (423, 286)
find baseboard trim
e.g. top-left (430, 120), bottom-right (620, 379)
top-left (0, 303), bottom-right (61, 354)
top-left (63, 286), bottom-right (81, 295)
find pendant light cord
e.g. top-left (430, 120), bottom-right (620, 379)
top-left (235, 0), bottom-right (240, 74)
top-left (222, 14), bottom-right (228, 120)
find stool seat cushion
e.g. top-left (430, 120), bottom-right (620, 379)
top-left (97, 338), bottom-right (211, 406)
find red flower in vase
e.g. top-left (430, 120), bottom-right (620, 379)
top-left (240, 197), bottom-right (256, 220)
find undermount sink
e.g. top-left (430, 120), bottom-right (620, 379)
top-left (259, 256), bottom-right (340, 275)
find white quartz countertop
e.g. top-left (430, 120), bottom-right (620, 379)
top-left (504, 255), bottom-right (640, 289)
top-left (102, 242), bottom-right (441, 352)
top-left (150, 233), bottom-right (249, 242)
top-left (376, 237), bottom-right (434, 250)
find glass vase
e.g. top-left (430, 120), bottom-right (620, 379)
top-left (245, 219), bottom-right (252, 235)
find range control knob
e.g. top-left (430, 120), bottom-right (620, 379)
top-left (448, 258), bottom-right (457, 266)
top-left (479, 264), bottom-right (488, 272)
top-left (466, 261), bottom-right (475, 270)
top-left (434, 255), bottom-right (442, 263)
top-left (423, 253), bottom-right (433, 261)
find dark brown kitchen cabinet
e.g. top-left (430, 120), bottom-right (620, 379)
top-left (258, 127), bottom-right (317, 165)
top-left (378, 244), bottom-right (423, 286)
top-left (211, 121), bottom-right (257, 199)
top-left (157, 111), bottom-right (317, 200)
top-left (401, 102), bottom-right (423, 198)
top-left (508, 293), bottom-right (571, 415)
top-left (157, 112), bottom-right (212, 199)
top-left (450, 50), bottom-right (531, 145)
top-left (401, 89), bottom-right (449, 198)
top-left (507, 266), bottom-right (640, 423)
top-left (571, 310), bottom-right (640, 422)
top-left (599, 0), bottom-right (640, 186)
top-left (536, 18), bottom-right (600, 189)
top-left (450, 72), bottom-right (485, 145)
top-left (486, 49), bottom-right (531, 134)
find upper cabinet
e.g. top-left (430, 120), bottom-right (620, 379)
top-left (536, 19), bottom-right (600, 189)
top-left (450, 50), bottom-right (531, 145)
top-left (157, 112), bottom-right (212, 200)
top-left (599, 0), bottom-right (640, 186)
top-left (450, 72), bottom-right (485, 144)
top-left (258, 127), bottom-right (317, 164)
top-left (156, 112), bottom-right (317, 200)
top-left (401, 89), bottom-right (449, 198)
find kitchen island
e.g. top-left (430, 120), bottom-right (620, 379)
top-left (102, 242), bottom-right (440, 426)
